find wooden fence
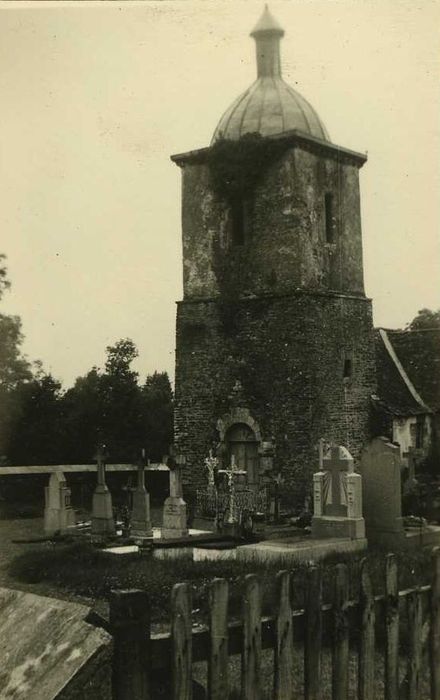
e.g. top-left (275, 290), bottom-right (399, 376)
top-left (108, 549), bottom-right (440, 700)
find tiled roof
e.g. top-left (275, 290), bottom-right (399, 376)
top-left (374, 329), bottom-right (427, 416)
top-left (385, 328), bottom-right (440, 411)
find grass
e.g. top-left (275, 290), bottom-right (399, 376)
top-left (9, 540), bottom-right (434, 624)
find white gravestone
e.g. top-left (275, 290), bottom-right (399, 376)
top-left (91, 446), bottom-right (115, 537)
top-left (311, 444), bottom-right (365, 540)
top-left (161, 455), bottom-right (188, 539)
top-left (44, 471), bottom-right (76, 535)
top-left (131, 451), bottom-right (153, 539)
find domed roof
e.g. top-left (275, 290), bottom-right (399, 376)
top-left (212, 6), bottom-right (329, 144)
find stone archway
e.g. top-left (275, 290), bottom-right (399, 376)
top-left (225, 423), bottom-right (259, 486)
top-left (217, 408), bottom-right (263, 488)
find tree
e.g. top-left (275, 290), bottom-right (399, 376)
top-left (7, 373), bottom-right (65, 465)
top-left (0, 256), bottom-right (33, 460)
top-left (105, 338), bottom-right (139, 379)
top-left (142, 372), bottom-right (173, 462)
top-left (405, 308), bottom-right (440, 331)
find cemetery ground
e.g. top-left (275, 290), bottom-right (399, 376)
top-left (0, 515), bottom-right (436, 699)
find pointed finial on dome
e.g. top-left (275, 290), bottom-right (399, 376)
top-left (250, 5), bottom-right (285, 38)
top-left (250, 6), bottom-right (285, 78)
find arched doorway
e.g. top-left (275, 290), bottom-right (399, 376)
top-left (225, 423), bottom-right (259, 488)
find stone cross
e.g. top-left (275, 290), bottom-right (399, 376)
top-left (219, 456), bottom-right (247, 526)
top-left (94, 444), bottom-right (109, 488)
top-left (131, 447), bottom-right (153, 538)
top-left (318, 438), bottom-right (326, 469)
top-left (162, 449), bottom-right (188, 539)
top-left (312, 444), bottom-right (365, 540)
top-left (91, 443), bottom-right (115, 537)
top-left (136, 448), bottom-right (147, 490)
top-left (322, 445), bottom-right (354, 515)
top-left (204, 450), bottom-right (219, 489)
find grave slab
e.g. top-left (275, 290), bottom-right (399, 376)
top-left (236, 536), bottom-right (367, 564)
top-left (0, 587), bottom-right (111, 700)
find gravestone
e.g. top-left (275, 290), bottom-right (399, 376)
top-left (91, 445), bottom-right (115, 537)
top-left (311, 444), bottom-right (365, 539)
top-left (44, 471), bottom-right (76, 535)
top-left (162, 454), bottom-right (188, 539)
top-left (360, 436), bottom-right (405, 546)
top-left (131, 450), bottom-right (153, 538)
top-left (218, 456), bottom-right (247, 535)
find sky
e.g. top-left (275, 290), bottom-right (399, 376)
top-left (1, 0), bottom-right (439, 388)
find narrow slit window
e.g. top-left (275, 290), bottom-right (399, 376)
top-left (231, 197), bottom-right (253, 247)
top-left (343, 357), bottom-right (352, 380)
top-left (325, 193), bottom-right (334, 243)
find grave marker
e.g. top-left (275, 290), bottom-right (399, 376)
top-left (360, 437), bottom-right (405, 546)
top-left (44, 471), bottom-right (76, 535)
top-left (311, 444), bottom-right (365, 540)
top-left (162, 452), bottom-right (188, 539)
top-left (91, 445), bottom-right (115, 537)
top-left (131, 448), bottom-right (153, 539)
top-left (218, 456), bottom-right (247, 534)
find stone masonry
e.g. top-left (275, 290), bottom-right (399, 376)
top-left (171, 15), bottom-right (377, 507)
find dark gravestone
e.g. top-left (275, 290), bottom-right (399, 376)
top-left (360, 436), bottom-right (405, 546)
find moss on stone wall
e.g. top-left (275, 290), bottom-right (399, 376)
top-left (207, 133), bottom-right (289, 202)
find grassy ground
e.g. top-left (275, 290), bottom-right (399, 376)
top-left (4, 518), bottom-right (434, 623)
top-left (0, 517), bottom-right (435, 698)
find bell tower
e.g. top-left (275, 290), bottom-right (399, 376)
top-left (171, 7), bottom-right (376, 505)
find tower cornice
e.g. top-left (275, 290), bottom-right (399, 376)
top-left (171, 130), bottom-right (367, 169)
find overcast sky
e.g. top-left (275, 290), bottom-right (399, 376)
top-left (1, 0), bottom-right (439, 388)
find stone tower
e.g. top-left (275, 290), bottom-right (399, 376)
top-left (171, 7), bottom-right (376, 505)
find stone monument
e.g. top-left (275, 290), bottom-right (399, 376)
top-left (131, 449), bottom-right (153, 539)
top-left (360, 436), bottom-right (405, 546)
top-left (91, 445), bottom-right (115, 537)
top-left (311, 443), bottom-right (365, 539)
top-left (162, 453), bottom-right (188, 539)
top-left (44, 471), bottom-right (76, 536)
top-left (218, 456), bottom-right (247, 535)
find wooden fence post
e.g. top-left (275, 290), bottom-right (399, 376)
top-left (274, 570), bottom-right (295, 700)
top-left (332, 563), bottom-right (349, 700)
top-left (431, 547), bottom-right (440, 700)
top-left (171, 582), bottom-right (193, 700)
top-left (242, 573), bottom-right (262, 700)
top-left (109, 589), bottom-right (151, 700)
top-left (358, 558), bottom-right (375, 700)
top-left (385, 554), bottom-right (399, 700)
top-left (407, 588), bottom-right (422, 700)
top-left (208, 577), bottom-right (229, 700)
top-left (305, 565), bottom-right (322, 700)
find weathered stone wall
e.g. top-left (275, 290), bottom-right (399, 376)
top-left (180, 144), bottom-right (365, 301)
top-left (175, 290), bottom-right (376, 506)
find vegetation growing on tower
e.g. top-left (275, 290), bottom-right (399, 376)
top-left (207, 133), bottom-right (289, 203)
